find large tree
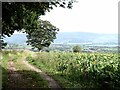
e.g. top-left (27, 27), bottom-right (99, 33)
top-left (2, 1), bottom-right (75, 36)
top-left (1, 1), bottom-right (75, 49)
top-left (26, 20), bottom-right (59, 51)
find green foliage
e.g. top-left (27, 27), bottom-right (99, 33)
top-left (72, 45), bottom-right (81, 52)
top-left (26, 20), bottom-right (59, 51)
top-left (2, 1), bottom-right (75, 37)
top-left (27, 52), bottom-right (120, 88)
top-left (2, 1), bottom-right (75, 49)
top-left (1, 36), bottom-right (7, 49)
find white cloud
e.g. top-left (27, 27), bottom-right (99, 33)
top-left (40, 0), bottom-right (119, 34)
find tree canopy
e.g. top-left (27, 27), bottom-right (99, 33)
top-left (26, 20), bottom-right (59, 51)
top-left (2, 1), bottom-right (75, 37)
top-left (1, 1), bottom-right (76, 49)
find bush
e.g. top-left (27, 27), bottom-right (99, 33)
top-left (72, 45), bottom-right (81, 52)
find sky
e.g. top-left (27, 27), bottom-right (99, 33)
top-left (40, 0), bottom-right (119, 34)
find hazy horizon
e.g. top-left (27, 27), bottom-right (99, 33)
top-left (14, 31), bottom-right (118, 35)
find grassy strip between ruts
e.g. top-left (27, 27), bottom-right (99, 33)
top-left (13, 53), bottom-right (49, 88)
top-left (2, 50), bottom-right (49, 89)
top-left (14, 53), bottom-right (48, 88)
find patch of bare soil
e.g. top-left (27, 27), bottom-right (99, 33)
top-left (23, 60), bottom-right (61, 89)
top-left (7, 60), bottom-right (38, 88)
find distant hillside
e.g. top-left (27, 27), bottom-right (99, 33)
top-left (4, 34), bottom-right (27, 45)
top-left (4, 32), bottom-right (118, 45)
top-left (55, 32), bottom-right (118, 44)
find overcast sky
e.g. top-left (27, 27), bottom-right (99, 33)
top-left (40, 0), bottom-right (119, 34)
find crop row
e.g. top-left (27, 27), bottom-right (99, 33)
top-left (27, 52), bottom-right (120, 88)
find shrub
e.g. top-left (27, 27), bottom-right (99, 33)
top-left (72, 45), bottom-right (81, 52)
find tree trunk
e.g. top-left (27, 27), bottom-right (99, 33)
top-left (38, 48), bottom-right (42, 52)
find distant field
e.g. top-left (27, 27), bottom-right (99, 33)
top-left (4, 43), bottom-right (118, 53)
